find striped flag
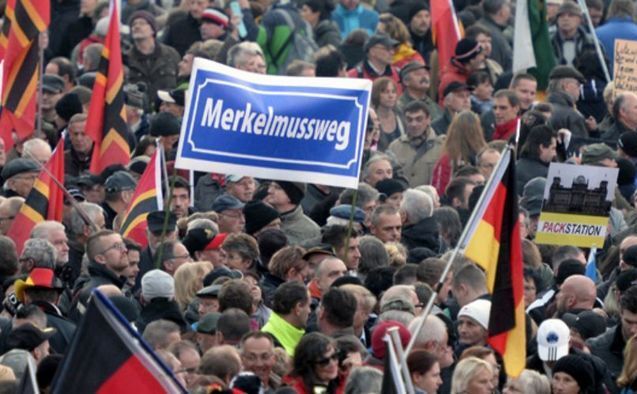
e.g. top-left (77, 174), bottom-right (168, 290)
top-left (0, 0), bottom-right (50, 151)
top-left (86, 0), bottom-right (131, 174)
top-left (119, 150), bottom-right (164, 247)
top-left (431, 0), bottom-right (461, 72)
top-left (512, 0), bottom-right (556, 89)
top-left (585, 246), bottom-right (598, 282)
top-left (463, 147), bottom-right (526, 377)
top-left (6, 138), bottom-right (65, 255)
top-left (51, 290), bottom-right (186, 393)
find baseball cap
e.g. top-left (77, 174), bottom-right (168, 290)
top-left (537, 318), bottom-right (570, 361)
top-left (399, 61), bottom-right (428, 82)
top-left (212, 194), bottom-right (245, 213)
top-left (442, 81), bottom-right (473, 98)
top-left (42, 75), bottom-right (64, 94)
top-left (364, 33), bottom-right (399, 52)
top-left (104, 171), bottom-right (137, 193)
top-left (196, 284), bottom-right (222, 298)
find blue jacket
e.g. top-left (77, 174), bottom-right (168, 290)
top-left (596, 17), bottom-right (637, 75)
top-left (331, 4), bottom-right (378, 38)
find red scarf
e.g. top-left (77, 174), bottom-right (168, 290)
top-left (492, 117), bottom-right (519, 141)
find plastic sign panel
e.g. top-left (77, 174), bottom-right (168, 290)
top-left (535, 163), bottom-right (618, 248)
top-left (176, 58), bottom-right (372, 189)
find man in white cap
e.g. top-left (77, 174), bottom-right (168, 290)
top-left (526, 318), bottom-right (570, 373)
top-left (138, 269), bottom-right (188, 333)
top-left (456, 299), bottom-right (491, 352)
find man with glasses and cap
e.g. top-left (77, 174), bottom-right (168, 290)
top-left (1, 158), bottom-right (40, 198)
top-left (40, 74), bottom-right (66, 129)
top-left (101, 171), bottom-right (138, 230)
top-left (347, 33), bottom-right (401, 89)
top-left (398, 61), bottom-right (441, 121)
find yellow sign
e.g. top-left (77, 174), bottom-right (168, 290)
top-left (535, 212), bottom-right (608, 247)
top-left (615, 39), bottom-right (637, 95)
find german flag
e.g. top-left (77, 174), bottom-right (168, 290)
top-left (463, 147), bottom-right (526, 377)
top-left (0, 0), bottom-right (50, 151)
top-left (51, 290), bottom-right (186, 393)
top-left (6, 138), bottom-right (65, 255)
top-left (119, 150), bottom-right (163, 248)
top-left (431, 0), bottom-right (461, 74)
top-left (86, 0), bottom-right (131, 174)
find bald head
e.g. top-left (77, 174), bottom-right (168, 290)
top-left (620, 235), bottom-right (637, 269)
top-left (317, 257), bottom-right (348, 294)
top-left (560, 275), bottom-right (596, 311)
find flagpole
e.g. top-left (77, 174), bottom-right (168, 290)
top-left (155, 148), bottom-right (177, 269)
top-left (35, 32), bottom-right (45, 139)
top-left (404, 145), bottom-right (513, 356)
top-left (576, 0), bottom-right (611, 82)
top-left (343, 188), bottom-right (358, 271)
top-left (388, 327), bottom-right (415, 394)
top-left (22, 149), bottom-right (99, 232)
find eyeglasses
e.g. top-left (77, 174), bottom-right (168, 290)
top-left (100, 242), bottom-right (127, 254)
top-left (0, 216), bottom-right (15, 222)
top-left (315, 352), bottom-right (339, 366)
top-left (172, 254), bottom-right (192, 261)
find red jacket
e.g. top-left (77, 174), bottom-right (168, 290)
top-left (431, 153), bottom-right (452, 195)
top-left (348, 60), bottom-right (402, 95)
top-left (281, 375), bottom-right (346, 394)
top-left (438, 61), bottom-right (471, 105)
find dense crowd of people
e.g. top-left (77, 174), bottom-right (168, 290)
top-left (1, 0), bottom-right (637, 392)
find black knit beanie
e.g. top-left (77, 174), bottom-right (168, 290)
top-left (55, 93), bottom-right (83, 122)
top-left (552, 354), bottom-right (594, 390)
top-left (276, 181), bottom-right (306, 205)
top-left (244, 200), bottom-right (280, 235)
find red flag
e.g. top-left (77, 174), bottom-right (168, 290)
top-left (86, 0), bottom-right (131, 173)
top-left (463, 148), bottom-right (526, 376)
top-left (431, 0), bottom-right (461, 74)
top-left (0, 0), bottom-right (50, 151)
top-left (51, 290), bottom-right (186, 393)
top-left (119, 150), bottom-right (163, 247)
top-left (6, 138), bottom-right (65, 255)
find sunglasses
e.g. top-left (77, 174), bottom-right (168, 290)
top-left (315, 353), bottom-right (339, 366)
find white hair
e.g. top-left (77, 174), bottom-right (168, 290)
top-left (408, 314), bottom-right (447, 346)
top-left (31, 220), bottom-right (65, 239)
top-left (400, 188), bottom-right (433, 223)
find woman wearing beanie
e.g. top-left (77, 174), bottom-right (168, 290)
top-left (551, 354), bottom-right (594, 394)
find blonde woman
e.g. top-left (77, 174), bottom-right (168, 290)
top-left (174, 261), bottom-right (213, 322)
top-left (451, 356), bottom-right (494, 394)
top-left (377, 13), bottom-right (425, 69)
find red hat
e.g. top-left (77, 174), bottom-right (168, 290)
top-left (371, 320), bottom-right (411, 360)
top-left (201, 8), bottom-right (229, 28)
top-left (204, 233), bottom-right (228, 251)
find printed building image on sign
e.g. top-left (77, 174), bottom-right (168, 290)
top-left (535, 163), bottom-right (618, 248)
top-left (175, 58), bottom-right (372, 189)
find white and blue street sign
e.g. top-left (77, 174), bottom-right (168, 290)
top-left (175, 58), bottom-right (371, 189)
